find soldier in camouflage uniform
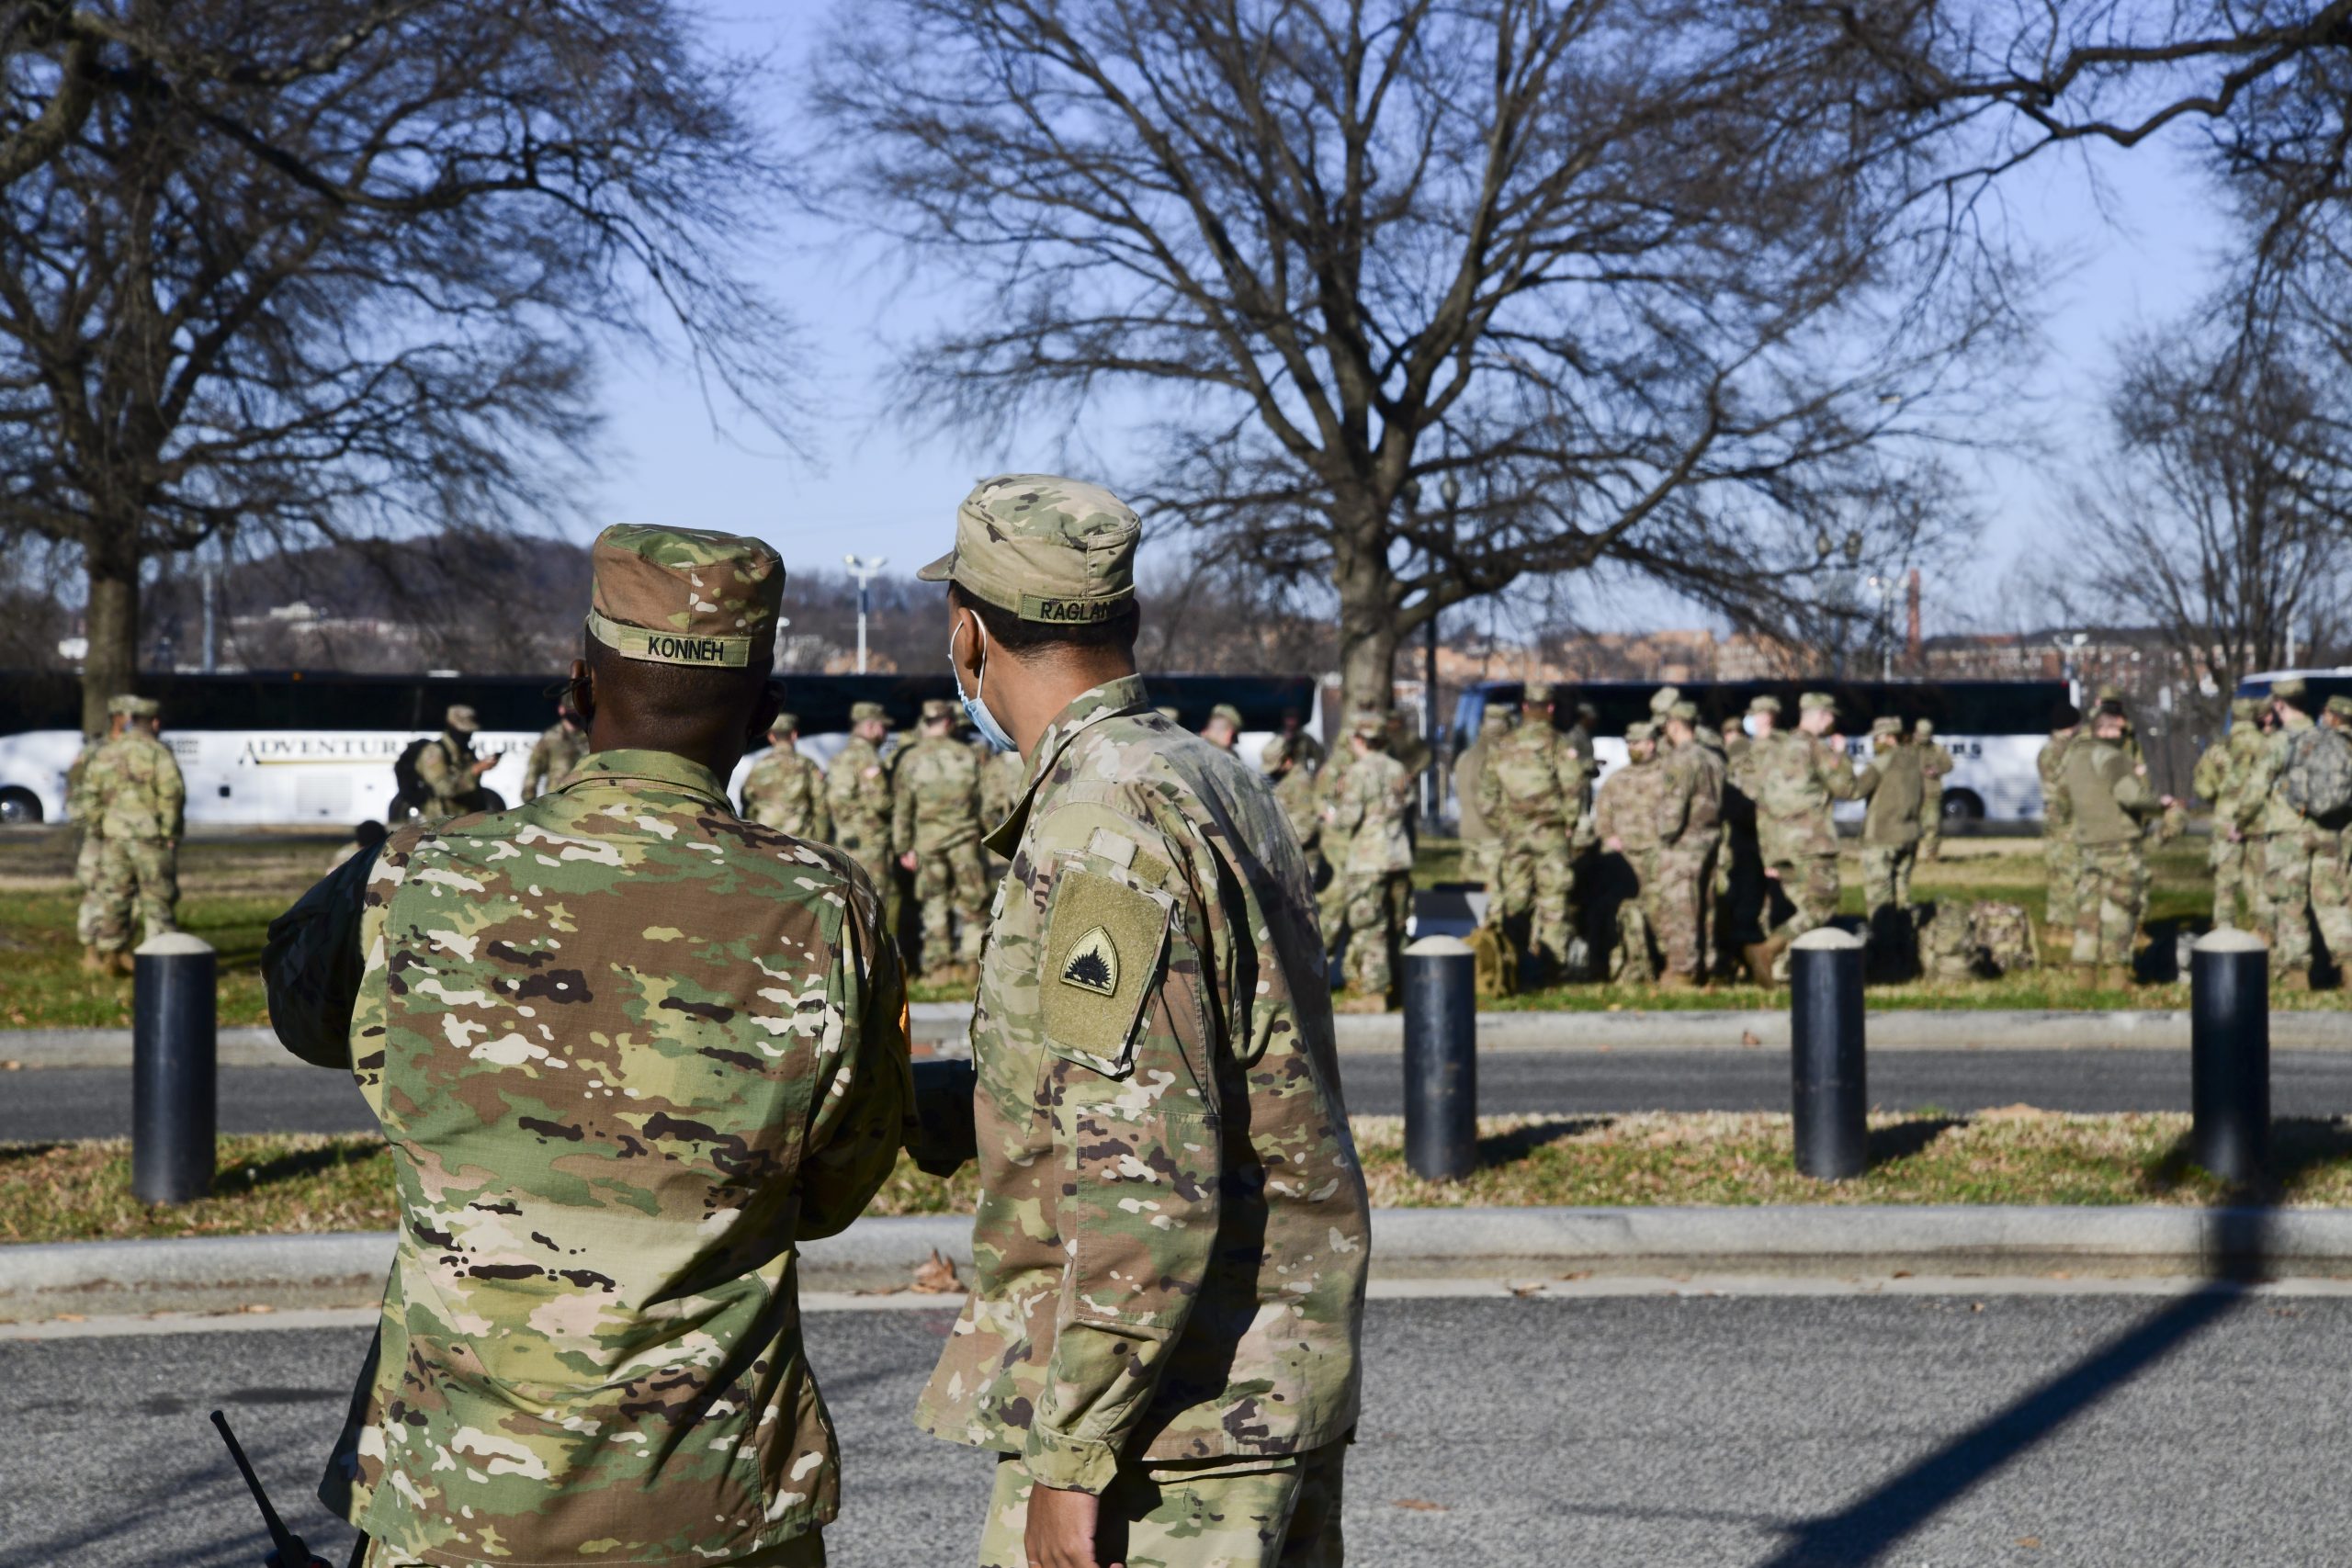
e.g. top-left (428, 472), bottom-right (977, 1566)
top-left (1853, 716), bottom-right (1927, 937)
top-left (2194, 697), bottom-right (2265, 930)
top-left (913, 474), bottom-right (1367, 1568)
top-left (1736, 691), bottom-right (1857, 982)
top-left (1312, 703), bottom-right (1375, 945)
top-left (1916, 717), bottom-right (1954, 860)
top-left (1715, 696), bottom-right (1773, 976)
top-left (1275, 707), bottom-right (1325, 773)
top-left (2053, 697), bottom-right (2174, 989)
top-left (78, 694), bottom-right (186, 976)
top-left (1453, 701), bottom-right (1512, 922)
top-left (261, 524), bottom-right (910, 1567)
top-left (893, 696), bottom-right (990, 981)
top-left (1263, 734), bottom-right (1326, 894)
top-left (413, 705), bottom-right (495, 822)
top-left (1325, 711), bottom-right (1414, 998)
top-left (2037, 703), bottom-right (2084, 953)
top-left (520, 705), bottom-right (590, 798)
top-left (1199, 702), bottom-right (1243, 752)
top-left (66, 730), bottom-right (104, 952)
top-left (1654, 705), bottom-right (1724, 988)
top-left (2245, 677), bottom-right (2352, 988)
top-left (2317, 696), bottom-right (2352, 976)
top-left (1592, 721), bottom-right (1667, 981)
top-left (1476, 682), bottom-right (1592, 982)
top-left (977, 740), bottom-right (1026, 879)
top-left (739, 711), bottom-right (831, 840)
top-left (825, 699), bottom-right (899, 894)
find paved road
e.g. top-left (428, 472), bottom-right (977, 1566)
top-left (12, 1049), bottom-right (2352, 1143)
top-left (3, 1292), bottom-right (2346, 1566)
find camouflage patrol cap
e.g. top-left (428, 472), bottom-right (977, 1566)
top-left (1260, 737), bottom-right (1290, 771)
top-left (1480, 702), bottom-right (1512, 724)
top-left (920, 698), bottom-right (958, 725)
top-left (1650, 685), bottom-right (1681, 716)
top-left (1625, 720), bottom-right (1657, 743)
top-left (1915, 717), bottom-right (1936, 737)
top-left (1523, 681), bottom-right (1555, 705)
top-left (1350, 711), bottom-right (1387, 742)
top-left (1207, 703), bottom-right (1244, 730)
top-left (768, 712), bottom-right (799, 737)
top-left (446, 705), bottom-right (479, 733)
top-left (1871, 716), bottom-right (1902, 738)
top-left (2273, 677), bottom-right (2311, 705)
top-left (2231, 697), bottom-right (2263, 721)
top-left (917, 473), bottom-right (1140, 625)
top-left (586, 524), bottom-right (784, 669)
top-left (107, 694), bottom-right (159, 719)
top-left (1669, 700), bottom-right (1699, 723)
top-left (1799, 692), bottom-right (1837, 714)
top-left (1748, 694), bottom-right (1782, 716)
top-left (849, 700), bottom-right (888, 725)
top-left (2327, 695), bottom-right (2352, 720)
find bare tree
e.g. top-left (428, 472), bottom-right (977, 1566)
top-left (2059, 316), bottom-right (2352, 724)
top-left (0, 0), bottom-right (798, 731)
top-left (813, 0), bottom-right (2027, 714)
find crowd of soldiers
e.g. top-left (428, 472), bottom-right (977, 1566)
top-left (1450, 682), bottom-right (1962, 989)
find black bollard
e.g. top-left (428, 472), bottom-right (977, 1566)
top-left (1402, 935), bottom-right (1476, 1181)
top-left (133, 931), bottom-right (217, 1204)
top-left (2190, 928), bottom-right (2269, 1184)
top-left (1789, 928), bottom-right (1867, 1180)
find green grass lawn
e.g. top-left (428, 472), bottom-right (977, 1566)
top-left (8, 1111), bottom-right (2348, 1246)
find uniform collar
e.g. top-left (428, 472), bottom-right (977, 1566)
top-left (559, 748), bottom-right (734, 811)
top-left (986, 674), bottom-right (1151, 856)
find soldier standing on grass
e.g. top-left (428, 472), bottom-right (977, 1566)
top-left (1654, 704), bottom-right (1724, 989)
top-left (826, 700), bottom-right (899, 896)
top-left (261, 524), bottom-right (911, 1567)
top-left (520, 702), bottom-right (590, 798)
top-left (2038, 702), bottom-right (2084, 954)
top-left (1477, 680), bottom-right (1592, 982)
top-left (1454, 700), bottom-right (1513, 924)
top-left (413, 705), bottom-right (495, 822)
top-left (2194, 697), bottom-right (2264, 930)
top-left (2056, 697), bottom-right (2174, 991)
top-left (893, 696), bottom-right (990, 983)
top-left (1741, 692), bottom-right (1857, 985)
top-left (79, 694), bottom-right (185, 976)
top-left (2245, 677), bottom-right (2352, 989)
top-left (740, 711), bottom-right (831, 840)
top-left (1853, 716), bottom-right (1927, 944)
top-left (1263, 734), bottom-right (1326, 892)
top-left (1326, 709), bottom-right (1415, 1001)
top-left (1916, 717), bottom-right (1953, 860)
top-left (1593, 720), bottom-right (1667, 982)
top-left (66, 728), bottom-right (104, 953)
top-left (910, 473), bottom-right (1368, 1568)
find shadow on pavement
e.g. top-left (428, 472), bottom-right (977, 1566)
top-left (1752, 1208), bottom-right (2273, 1568)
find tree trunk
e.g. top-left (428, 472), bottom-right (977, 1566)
top-left (82, 547), bottom-right (140, 737)
top-left (1332, 508), bottom-right (1400, 721)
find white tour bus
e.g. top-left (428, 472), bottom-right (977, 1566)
top-left (0, 669), bottom-right (1322, 829)
top-left (1448, 677), bottom-right (2072, 824)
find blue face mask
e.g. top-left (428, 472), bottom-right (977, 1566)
top-left (953, 617), bottom-right (1016, 753)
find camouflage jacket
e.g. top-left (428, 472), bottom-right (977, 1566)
top-left (2037, 732), bottom-right (2077, 829)
top-left (978, 745), bottom-right (1026, 830)
top-left (262, 749), bottom-right (911, 1565)
top-left (1272, 761), bottom-right (1323, 853)
top-left (65, 738), bottom-right (100, 827)
top-left (1736, 731), bottom-right (1857, 861)
top-left (414, 730), bottom-right (481, 819)
top-left (85, 729), bottom-right (185, 840)
top-left (2241, 713), bottom-right (2314, 838)
top-left (823, 735), bottom-right (894, 853)
top-left (890, 734), bottom-right (983, 853)
top-left (1475, 721), bottom-right (1589, 835)
top-left (914, 676), bottom-right (1369, 1494)
top-left (1656, 739), bottom-right (1724, 852)
top-left (2064, 736), bottom-right (2162, 846)
top-left (1854, 745), bottom-right (1926, 847)
top-left (1327, 747), bottom-right (1414, 875)
top-left (1918, 739), bottom-right (1953, 803)
top-left (522, 722), bottom-right (590, 798)
top-left (1453, 734), bottom-right (1494, 842)
top-left (1593, 757), bottom-right (1667, 858)
top-left (741, 743), bottom-right (831, 840)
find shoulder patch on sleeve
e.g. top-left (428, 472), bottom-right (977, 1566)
top-left (1041, 867), bottom-right (1174, 1077)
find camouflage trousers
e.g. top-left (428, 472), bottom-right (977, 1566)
top-left (1493, 821), bottom-right (1578, 971)
top-left (1316, 832), bottom-right (1355, 948)
top-left (1335, 871), bottom-right (1407, 994)
top-left (72, 828), bottom-right (102, 944)
top-left (366, 1530), bottom-right (824, 1565)
top-left (978, 1446), bottom-right (1345, 1568)
top-left (2267, 829), bottom-right (2352, 976)
top-left (1919, 819), bottom-right (1942, 862)
top-left (1762, 855), bottom-right (1839, 947)
top-left (1465, 835), bottom-right (1501, 922)
top-left (1860, 843), bottom-right (1917, 919)
top-left (2043, 835), bottom-right (2081, 950)
top-left (911, 841), bottom-right (989, 971)
top-left (1653, 841), bottom-right (1715, 982)
top-left (2069, 840), bottom-right (2147, 968)
top-left (2209, 832), bottom-right (2252, 930)
top-left (81, 836), bottom-right (177, 956)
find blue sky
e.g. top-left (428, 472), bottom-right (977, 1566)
top-left (586, 6), bottom-right (2228, 634)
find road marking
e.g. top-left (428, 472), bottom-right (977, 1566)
top-left (14, 1273), bottom-right (2352, 1339)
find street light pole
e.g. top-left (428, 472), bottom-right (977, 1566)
top-left (842, 554), bottom-right (888, 675)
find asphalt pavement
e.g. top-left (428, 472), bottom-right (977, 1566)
top-left (4, 1292), bottom-right (2347, 1566)
top-left (12, 1049), bottom-right (2352, 1143)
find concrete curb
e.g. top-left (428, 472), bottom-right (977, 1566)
top-left (8, 1205), bottom-right (2350, 1320)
